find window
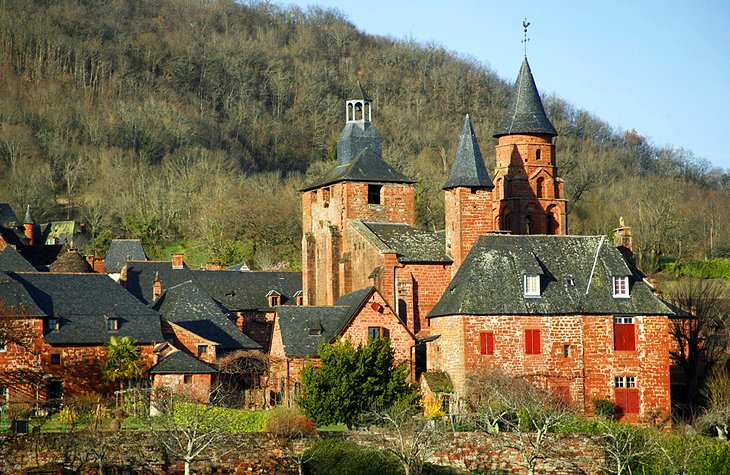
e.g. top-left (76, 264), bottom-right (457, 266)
top-left (297, 295), bottom-right (304, 305)
top-left (614, 317), bottom-right (636, 351)
top-left (525, 329), bottom-right (541, 355)
top-left (47, 318), bottom-right (59, 331)
top-left (535, 149), bottom-right (541, 161)
top-left (367, 184), bottom-right (382, 205)
top-left (50, 353), bottom-right (61, 365)
top-left (615, 376), bottom-right (639, 414)
top-left (479, 331), bottom-right (494, 355)
top-left (0, 386), bottom-right (7, 405)
top-left (563, 344), bottom-right (570, 358)
top-left (106, 318), bottom-right (118, 332)
top-left (368, 326), bottom-right (389, 339)
top-left (0, 339), bottom-right (6, 352)
top-left (197, 345), bottom-right (208, 357)
top-left (524, 275), bottom-right (541, 297)
top-left (613, 276), bottom-right (629, 298)
top-left (321, 187), bottom-right (331, 208)
top-left (183, 375), bottom-right (192, 384)
top-left (536, 177), bottom-right (544, 198)
top-left (269, 294), bottom-right (280, 306)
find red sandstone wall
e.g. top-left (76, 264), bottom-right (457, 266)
top-left (444, 187), bottom-right (493, 273)
top-left (151, 373), bottom-right (212, 402)
top-left (235, 311), bottom-right (275, 351)
top-left (162, 320), bottom-right (217, 363)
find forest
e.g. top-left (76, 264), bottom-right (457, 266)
top-left (0, 0), bottom-right (728, 270)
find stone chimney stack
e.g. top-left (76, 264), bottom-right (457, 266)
top-left (613, 217), bottom-right (634, 264)
top-left (153, 271), bottom-right (163, 301)
top-left (171, 253), bottom-right (184, 270)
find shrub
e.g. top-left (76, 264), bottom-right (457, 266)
top-left (592, 397), bottom-right (617, 420)
top-left (303, 438), bottom-right (401, 475)
top-left (264, 405), bottom-right (316, 438)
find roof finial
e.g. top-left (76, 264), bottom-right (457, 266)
top-left (522, 18), bottom-right (531, 57)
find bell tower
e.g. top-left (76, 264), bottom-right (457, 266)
top-left (492, 57), bottom-right (567, 235)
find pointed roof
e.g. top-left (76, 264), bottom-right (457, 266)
top-left (494, 57), bottom-right (557, 138)
top-left (301, 148), bottom-right (415, 192)
top-left (23, 205), bottom-right (33, 225)
top-left (50, 248), bottom-right (93, 273)
top-left (149, 350), bottom-right (217, 375)
top-left (104, 239), bottom-right (147, 273)
top-left (0, 246), bottom-right (36, 272)
top-left (443, 115), bottom-right (494, 190)
top-left (351, 81), bottom-right (371, 102)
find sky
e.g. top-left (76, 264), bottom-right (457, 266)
top-left (283, 0), bottom-right (730, 170)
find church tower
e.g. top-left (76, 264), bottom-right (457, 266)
top-left (443, 115), bottom-right (494, 273)
top-left (301, 84), bottom-right (416, 305)
top-left (492, 58), bottom-right (567, 235)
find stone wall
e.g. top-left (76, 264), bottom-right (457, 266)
top-left (0, 431), bottom-right (603, 475)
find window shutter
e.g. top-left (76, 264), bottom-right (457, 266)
top-left (627, 389), bottom-right (640, 414)
top-left (614, 323), bottom-right (636, 351)
top-left (525, 330), bottom-right (540, 354)
top-left (525, 330), bottom-right (532, 354)
top-left (487, 332), bottom-right (494, 355)
top-left (480, 332), bottom-right (487, 355)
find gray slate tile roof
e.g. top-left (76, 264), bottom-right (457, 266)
top-left (276, 287), bottom-right (374, 357)
top-left (336, 122), bottom-right (382, 166)
top-left (124, 261), bottom-right (301, 311)
top-left (302, 148), bottom-right (415, 192)
top-left (152, 280), bottom-right (260, 351)
top-left (494, 57), bottom-right (558, 138)
top-left (149, 350), bottom-right (217, 375)
top-left (428, 234), bottom-right (674, 317)
top-left (443, 115), bottom-right (494, 190)
top-left (0, 204), bottom-right (18, 227)
top-left (0, 246), bottom-right (36, 272)
top-left (104, 240), bottom-right (147, 273)
top-left (7, 272), bottom-right (162, 344)
top-left (0, 272), bottom-right (46, 316)
top-left (353, 221), bottom-right (452, 264)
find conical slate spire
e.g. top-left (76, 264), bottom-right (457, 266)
top-left (23, 205), bottom-right (34, 225)
top-left (493, 57), bottom-right (557, 138)
top-left (443, 114), bottom-right (494, 190)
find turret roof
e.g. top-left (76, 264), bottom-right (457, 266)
top-left (494, 57), bottom-right (557, 138)
top-left (443, 114), bottom-right (494, 190)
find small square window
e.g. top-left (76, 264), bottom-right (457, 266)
top-left (524, 275), bottom-right (541, 297)
top-left (367, 184), bottom-right (382, 205)
top-left (613, 276), bottom-right (629, 298)
top-left (106, 318), bottom-right (118, 332)
top-left (50, 353), bottom-right (61, 365)
top-left (47, 318), bottom-right (59, 331)
top-left (368, 326), bottom-right (388, 339)
top-left (197, 345), bottom-right (208, 357)
top-left (183, 375), bottom-right (192, 384)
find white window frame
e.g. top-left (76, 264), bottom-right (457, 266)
top-left (613, 276), bottom-right (629, 298)
top-left (615, 375), bottom-right (637, 388)
top-left (614, 316), bottom-right (634, 325)
top-left (524, 275), bottom-right (541, 297)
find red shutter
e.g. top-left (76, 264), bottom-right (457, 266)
top-left (627, 389), bottom-right (640, 414)
top-left (525, 330), bottom-right (533, 354)
top-left (486, 332), bottom-right (494, 355)
top-left (614, 323), bottom-right (636, 351)
top-left (479, 332), bottom-right (487, 355)
top-left (525, 330), bottom-right (540, 355)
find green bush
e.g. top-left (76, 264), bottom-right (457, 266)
top-left (303, 438), bottom-right (402, 475)
top-left (264, 405), bottom-right (317, 438)
top-left (592, 398), bottom-right (617, 420)
top-left (664, 259), bottom-right (730, 279)
top-left (697, 440), bottom-right (730, 475)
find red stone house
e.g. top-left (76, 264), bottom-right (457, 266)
top-left (270, 286), bottom-right (415, 404)
top-left (0, 272), bottom-right (162, 409)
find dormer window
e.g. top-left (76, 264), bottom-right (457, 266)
top-left (294, 290), bottom-right (303, 306)
top-left (47, 318), bottom-right (59, 332)
top-left (613, 276), bottom-right (629, 298)
top-left (106, 318), bottom-right (119, 332)
top-left (524, 275), bottom-right (541, 297)
top-left (267, 290), bottom-right (281, 307)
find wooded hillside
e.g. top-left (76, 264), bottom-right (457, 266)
top-left (0, 0), bottom-right (728, 270)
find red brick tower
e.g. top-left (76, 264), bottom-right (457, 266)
top-left (23, 205), bottom-right (35, 246)
top-left (443, 115), bottom-right (494, 273)
top-left (301, 84), bottom-right (416, 305)
top-left (492, 58), bottom-right (567, 235)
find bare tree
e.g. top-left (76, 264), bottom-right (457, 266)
top-left (696, 369), bottom-right (730, 440)
top-left (216, 350), bottom-right (282, 408)
top-left (668, 277), bottom-right (730, 408)
top-left (363, 401), bottom-right (446, 475)
top-left (595, 419), bottom-right (653, 475)
top-left (463, 370), bottom-right (575, 475)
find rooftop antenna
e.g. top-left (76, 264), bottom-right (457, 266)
top-left (522, 18), bottom-right (531, 57)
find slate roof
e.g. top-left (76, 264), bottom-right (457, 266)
top-left (0, 272), bottom-right (46, 316)
top-left (276, 287), bottom-right (374, 357)
top-left (23, 206), bottom-right (33, 225)
top-left (124, 262), bottom-right (301, 311)
top-left (443, 115), bottom-right (494, 190)
top-left (0, 246), bottom-right (36, 272)
top-left (494, 57), bottom-right (558, 138)
top-left (352, 221), bottom-right (452, 264)
top-left (152, 280), bottom-right (260, 351)
top-left (7, 272), bottom-right (162, 344)
top-left (428, 234), bottom-right (674, 318)
top-left (149, 350), bottom-right (217, 375)
top-left (302, 148), bottom-right (415, 192)
top-left (0, 204), bottom-right (18, 227)
top-left (49, 248), bottom-right (93, 273)
top-left (104, 239), bottom-right (147, 273)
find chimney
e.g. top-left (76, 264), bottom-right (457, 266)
top-left (120, 263), bottom-right (128, 287)
top-left (171, 253), bottom-right (184, 269)
top-left (153, 271), bottom-right (163, 301)
top-left (613, 217), bottom-right (633, 264)
top-left (23, 205), bottom-right (34, 247)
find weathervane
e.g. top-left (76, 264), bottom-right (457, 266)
top-left (522, 18), bottom-right (531, 56)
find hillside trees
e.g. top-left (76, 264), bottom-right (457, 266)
top-left (0, 0), bottom-right (728, 267)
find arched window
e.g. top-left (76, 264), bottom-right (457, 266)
top-left (355, 101), bottom-right (363, 121)
top-left (536, 177), bottom-right (544, 198)
top-left (525, 215), bottom-right (531, 234)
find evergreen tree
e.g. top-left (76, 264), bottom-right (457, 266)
top-left (297, 337), bottom-right (416, 428)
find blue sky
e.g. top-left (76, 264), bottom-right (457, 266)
top-left (283, 0), bottom-right (730, 170)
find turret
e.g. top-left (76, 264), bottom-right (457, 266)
top-left (336, 82), bottom-right (382, 164)
top-left (23, 205), bottom-right (35, 246)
